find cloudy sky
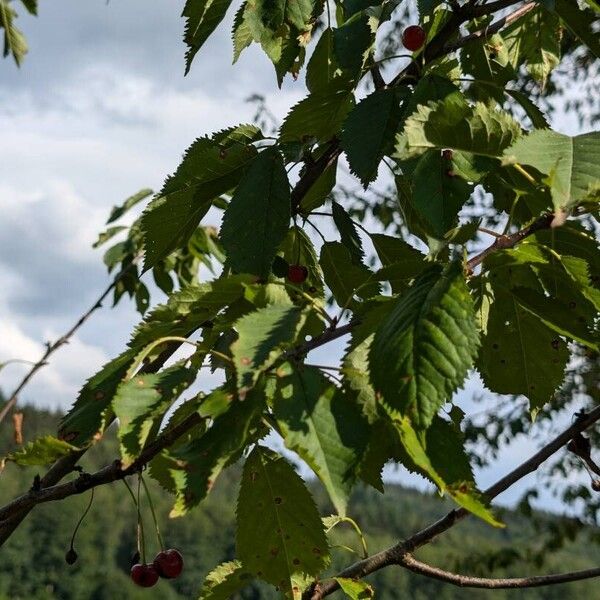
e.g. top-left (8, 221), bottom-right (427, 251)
top-left (0, 0), bottom-right (589, 511)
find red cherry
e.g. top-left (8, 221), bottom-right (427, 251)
top-left (402, 25), bottom-right (426, 51)
top-left (153, 549), bottom-right (184, 579)
top-left (130, 563), bottom-right (159, 587)
top-left (287, 264), bottom-right (308, 284)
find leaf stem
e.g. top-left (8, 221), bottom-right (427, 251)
top-left (513, 163), bottom-right (537, 185)
top-left (126, 336), bottom-right (199, 379)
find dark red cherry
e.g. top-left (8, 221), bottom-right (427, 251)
top-left (402, 25), bottom-right (426, 51)
top-left (287, 264), bottom-right (308, 284)
top-left (153, 549), bottom-right (184, 579)
top-left (130, 563), bottom-right (159, 587)
top-left (65, 548), bottom-right (78, 565)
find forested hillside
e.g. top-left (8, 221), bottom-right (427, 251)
top-left (0, 403), bottom-right (598, 599)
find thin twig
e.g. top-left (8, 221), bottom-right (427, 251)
top-left (0, 261), bottom-right (139, 424)
top-left (444, 2), bottom-right (537, 54)
top-left (399, 553), bottom-right (600, 589)
top-left (466, 213), bottom-right (554, 272)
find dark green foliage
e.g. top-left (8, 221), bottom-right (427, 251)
top-left (220, 146), bottom-right (290, 278)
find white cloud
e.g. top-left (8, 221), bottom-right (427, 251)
top-left (0, 319), bottom-right (108, 410)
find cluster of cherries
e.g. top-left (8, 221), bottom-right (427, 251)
top-left (130, 548), bottom-right (184, 588)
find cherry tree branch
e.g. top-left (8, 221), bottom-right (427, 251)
top-left (466, 212), bottom-right (554, 272)
top-left (0, 412), bottom-right (204, 524)
top-left (469, 0), bottom-right (531, 18)
top-left (444, 2), bottom-right (537, 54)
top-left (305, 404), bottom-right (600, 599)
top-left (399, 554), bottom-right (600, 589)
top-left (0, 319), bottom-right (358, 543)
top-left (0, 261), bottom-right (139, 425)
top-left (0, 338), bottom-right (179, 545)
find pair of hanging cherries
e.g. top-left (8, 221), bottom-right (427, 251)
top-left (65, 474), bottom-right (183, 588)
top-left (126, 475), bottom-right (184, 587)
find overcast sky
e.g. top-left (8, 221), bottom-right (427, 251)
top-left (0, 0), bottom-right (589, 512)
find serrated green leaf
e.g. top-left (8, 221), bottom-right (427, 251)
top-left (112, 364), bottom-right (197, 466)
top-left (402, 74), bottom-right (461, 123)
top-left (279, 86), bottom-right (354, 144)
top-left (370, 262), bottom-right (479, 429)
top-left (394, 416), bottom-right (501, 526)
top-left (199, 561), bottom-right (254, 599)
top-left (511, 286), bottom-right (598, 349)
top-left (332, 201), bottom-right (364, 265)
top-left (376, 261), bottom-right (429, 295)
top-left (342, 336), bottom-right (378, 424)
top-left (402, 96), bottom-right (521, 158)
top-left (320, 242), bottom-right (380, 306)
top-left (106, 189), bottom-right (153, 224)
top-left (553, 0), bottom-right (600, 58)
top-left (221, 146), bottom-right (291, 277)
top-left (0, 0), bottom-right (28, 66)
top-left (6, 436), bottom-right (78, 466)
top-left (333, 13), bottom-right (372, 74)
top-left (167, 388), bottom-right (266, 516)
top-left (306, 28), bottom-right (345, 94)
top-left (341, 88), bottom-right (406, 186)
top-left (299, 157), bottom-right (338, 214)
top-left (503, 7), bottom-right (561, 84)
top-left (274, 367), bottom-right (369, 515)
top-left (335, 577), bottom-right (374, 599)
top-left (504, 88), bottom-right (550, 129)
top-left (504, 130), bottom-right (600, 212)
top-left (58, 349), bottom-right (138, 446)
top-left (477, 283), bottom-right (569, 413)
top-left (236, 446), bottom-right (330, 597)
top-left (412, 149), bottom-right (474, 237)
top-left (183, 0), bottom-right (235, 74)
top-left (232, 2), bottom-right (253, 62)
top-left (533, 224), bottom-right (600, 275)
top-left (142, 125), bottom-right (261, 269)
top-left (370, 233), bottom-right (424, 266)
top-left (232, 304), bottom-right (304, 394)
top-left (129, 275), bottom-right (251, 350)
top-left (461, 35), bottom-right (515, 104)
top-left (240, 0), bottom-right (315, 83)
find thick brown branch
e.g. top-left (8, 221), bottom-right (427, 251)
top-left (466, 213), bottom-right (554, 272)
top-left (0, 412), bottom-right (203, 523)
top-left (0, 261), bottom-right (139, 425)
top-left (400, 553), bottom-right (600, 589)
top-left (306, 404), bottom-right (600, 598)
